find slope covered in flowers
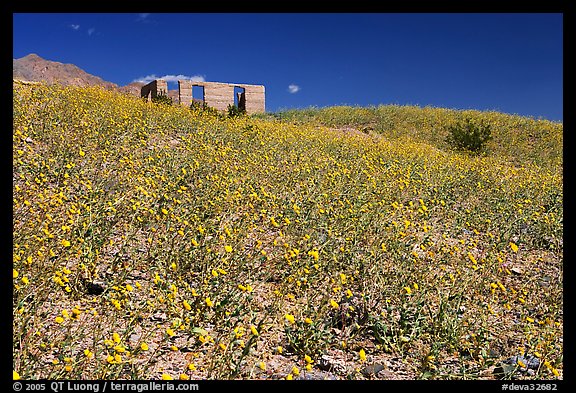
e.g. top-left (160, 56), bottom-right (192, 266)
top-left (13, 82), bottom-right (563, 380)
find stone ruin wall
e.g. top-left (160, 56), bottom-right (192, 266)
top-left (142, 79), bottom-right (265, 115)
top-left (140, 80), bottom-right (168, 100)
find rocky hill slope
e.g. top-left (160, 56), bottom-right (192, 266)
top-left (13, 53), bottom-right (120, 90)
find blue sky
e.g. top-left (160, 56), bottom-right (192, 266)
top-left (13, 13), bottom-right (563, 121)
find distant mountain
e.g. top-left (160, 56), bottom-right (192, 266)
top-left (117, 81), bottom-right (145, 96)
top-left (14, 54), bottom-right (187, 103)
top-left (13, 53), bottom-right (119, 91)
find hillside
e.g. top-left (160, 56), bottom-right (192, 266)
top-left (12, 81), bottom-right (563, 381)
top-left (14, 53), bottom-right (181, 103)
top-left (261, 105), bottom-right (563, 172)
top-left (13, 54), bottom-right (119, 90)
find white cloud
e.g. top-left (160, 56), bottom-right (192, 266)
top-left (133, 74), bottom-right (206, 84)
top-left (136, 13), bottom-right (157, 24)
top-left (288, 84), bottom-right (300, 94)
top-left (70, 24), bottom-right (80, 30)
top-left (87, 28), bottom-right (96, 36)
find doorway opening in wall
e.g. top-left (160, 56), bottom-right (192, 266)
top-left (191, 85), bottom-right (205, 109)
top-left (234, 86), bottom-right (246, 113)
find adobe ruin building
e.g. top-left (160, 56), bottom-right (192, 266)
top-left (141, 79), bottom-right (265, 115)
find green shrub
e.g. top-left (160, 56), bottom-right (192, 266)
top-left (190, 100), bottom-right (220, 116)
top-left (445, 117), bottom-right (492, 153)
top-left (227, 103), bottom-right (246, 118)
top-left (151, 91), bottom-right (173, 106)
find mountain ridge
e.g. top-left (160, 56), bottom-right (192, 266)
top-left (13, 53), bottom-right (150, 97)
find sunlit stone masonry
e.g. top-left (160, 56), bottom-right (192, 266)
top-left (141, 79), bottom-right (265, 115)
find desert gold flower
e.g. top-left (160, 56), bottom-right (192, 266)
top-left (510, 242), bottom-right (519, 253)
top-left (13, 371), bottom-right (20, 380)
top-left (161, 373), bottom-right (173, 380)
top-left (308, 250), bottom-right (319, 261)
top-left (250, 325), bottom-right (259, 336)
top-left (205, 297), bottom-right (214, 307)
top-left (285, 314), bottom-right (295, 324)
top-left (114, 345), bottom-right (125, 353)
top-left (517, 359), bottom-right (527, 368)
top-left (140, 343), bottom-right (149, 351)
top-left (224, 245), bottom-right (233, 253)
top-left (359, 349), bottom-right (367, 362)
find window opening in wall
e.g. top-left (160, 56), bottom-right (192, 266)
top-left (234, 86), bottom-right (246, 112)
top-left (192, 85), bottom-right (205, 102)
top-left (192, 85), bottom-right (205, 108)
